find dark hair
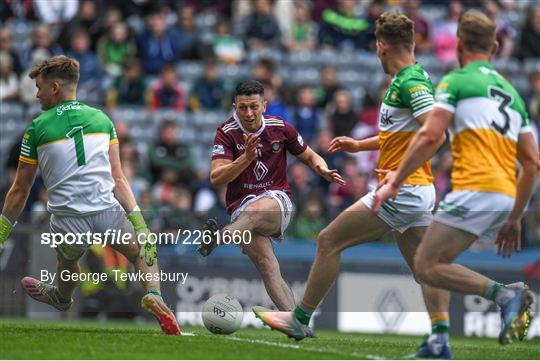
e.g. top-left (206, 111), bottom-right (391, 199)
top-left (234, 80), bottom-right (264, 98)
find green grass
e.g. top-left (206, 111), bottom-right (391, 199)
top-left (0, 319), bottom-right (538, 359)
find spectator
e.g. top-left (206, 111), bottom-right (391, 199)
top-left (121, 160), bottom-right (148, 201)
top-left (315, 65), bottom-right (342, 108)
top-left (404, 0), bottom-right (431, 54)
top-left (318, 0), bottom-right (369, 51)
top-left (97, 22), bottom-right (137, 77)
top-left (250, 57), bottom-right (282, 89)
top-left (148, 64), bottom-right (186, 111)
top-left (238, 0), bottom-right (281, 49)
top-left (107, 58), bottom-right (148, 108)
top-left (171, 5), bottom-right (202, 60)
top-left (161, 187), bottom-right (199, 234)
top-left (33, 0), bottom-right (78, 24)
top-left (263, 82), bottom-right (289, 121)
top-left (0, 51), bottom-right (19, 101)
top-left (292, 84), bottom-right (320, 144)
top-left (66, 29), bottom-right (103, 101)
top-left (432, 0), bottom-right (463, 65)
top-left (212, 18), bottom-right (245, 64)
top-left (288, 163), bottom-right (315, 206)
top-left (365, 0), bottom-right (385, 52)
top-left (516, 4), bottom-right (540, 60)
top-left (148, 120), bottom-right (194, 186)
top-left (282, 0), bottom-right (318, 52)
top-left (0, 28), bottom-right (23, 75)
top-left (483, 0), bottom-right (516, 60)
top-left (20, 24), bottom-right (62, 71)
top-left (290, 196), bottom-right (326, 241)
top-left (137, 12), bottom-right (181, 74)
top-left (189, 61), bottom-right (228, 111)
top-left (19, 49), bottom-right (49, 107)
top-left (327, 88), bottom-right (357, 137)
top-left (57, 0), bottom-right (102, 51)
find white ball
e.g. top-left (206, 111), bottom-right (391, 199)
top-left (202, 294), bottom-right (243, 334)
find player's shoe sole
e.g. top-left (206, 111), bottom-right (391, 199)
top-left (253, 306), bottom-right (314, 341)
top-left (498, 289), bottom-right (534, 345)
top-left (141, 293), bottom-right (182, 335)
top-left (20, 276), bottom-right (73, 311)
top-left (506, 282), bottom-right (533, 341)
top-left (197, 218), bottom-right (220, 257)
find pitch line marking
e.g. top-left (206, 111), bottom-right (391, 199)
top-left (225, 335), bottom-right (386, 359)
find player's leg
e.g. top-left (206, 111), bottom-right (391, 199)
top-left (415, 221), bottom-right (533, 344)
top-left (241, 233), bottom-right (295, 311)
top-left (394, 227), bottom-right (452, 359)
top-left (254, 200), bottom-right (391, 339)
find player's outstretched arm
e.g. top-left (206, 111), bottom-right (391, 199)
top-left (296, 146), bottom-right (345, 185)
top-left (328, 135), bottom-right (379, 153)
top-left (373, 107), bottom-right (451, 212)
top-left (496, 132), bottom-right (540, 258)
top-left (109, 143), bottom-right (156, 266)
top-left (0, 162), bottom-right (38, 248)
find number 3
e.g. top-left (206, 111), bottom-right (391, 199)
top-left (489, 87), bottom-right (513, 136)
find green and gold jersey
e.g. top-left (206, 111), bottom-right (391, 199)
top-left (20, 100), bottom-right (120, 215)
top-left (378, 63), bottom-right (434, 185)
top-left (434, 61), bottom-right (531, 198)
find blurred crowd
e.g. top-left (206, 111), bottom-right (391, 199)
top-left (1, 0), bottom-right (540, 249)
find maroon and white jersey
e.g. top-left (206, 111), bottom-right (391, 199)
top-left (212, 113), bottom-right (308, 213)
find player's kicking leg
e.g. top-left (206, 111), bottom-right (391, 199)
top-left (395, 227), bottom-right (453, 359)
top-left (254, 200), bottom-right (391, 340)
top-left (21, 250), bottom-right (76, 311)
top-left (110, 234), bottom-right (181, 335)
top-left (414, 221), bottom-right (534, 345)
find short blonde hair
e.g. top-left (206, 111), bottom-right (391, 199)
top-left (29, 55), bottom-right (80, 86)
top-left (458, 11), bottom-right (496, 54)
top-left (375, 12), bottom-right (414, 51)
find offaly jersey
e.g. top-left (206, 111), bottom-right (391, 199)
top-left (378, 63), bottom-right (434, 185)
top-left (19, 100), bottom-right (119, 215)
top-left (212, 114), bottom-right (307, 213)
top-left (434, 61), bottom-right (530, 198)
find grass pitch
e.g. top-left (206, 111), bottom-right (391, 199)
top-left (0, 318), bottom-right (538, 359)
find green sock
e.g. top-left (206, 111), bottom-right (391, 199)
top-left (432, 320), bottom-right (449, 334)
top-left (294, 304), bottom-right (313, 326)
top-left (54, 288), bottom-right (71, 304)
top-left (482, 281), bottom-right (503, 301)
top-left (147, 288), bottom-right (161, 297)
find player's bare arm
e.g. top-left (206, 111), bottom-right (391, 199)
top-left (296, 146), bottom-right (345, 185)
top-left (373, 107), bottom-right (451, 211)
top-left (328, 135), bottom-right (379, 153)
top-left (0, 162), bottom-right (38, 248)
top-left (210, 134), bottom-right (260, 187)
top-left (496, 132), bottom-right (540, 258)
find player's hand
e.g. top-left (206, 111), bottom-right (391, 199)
top-left (243, 133), bottom-right (260, 162)
top-left (328, 136), bottom-right (359, 153)
top-left (316, 165), bottom-right (346, 185)
top-left (138, 229), bottom-right (158, 266)
top-left (373, 171), bottom-right (400, 214)
top-left (0, 214), bottom-right (14, 251)
top-left (495, 218), bottom-right (521, 258)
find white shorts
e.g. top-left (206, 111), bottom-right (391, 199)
top-left (50, 205), bottom-right (134, 261)
top-left (231, 190), bottom-right (294, 242)
top-left (434, 190), bottom-right (515, 241)
top-left (361, 184), bottom-right (435, 233)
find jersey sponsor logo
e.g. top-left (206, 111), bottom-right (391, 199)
top-left (56, 102), bottom-right (81, 116)
top-left (213, 144), bottom-right (225, 155)
top-left (380, 108), bottom-right (394, 126)
top-left (408, 85), bottom-right (429, 94)
top-left (253, 161), bottom-right (268, 181)
top-left (243, 181), bottom-right (273, 190)
top-left (271, 140), bottom-right (281, 153)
